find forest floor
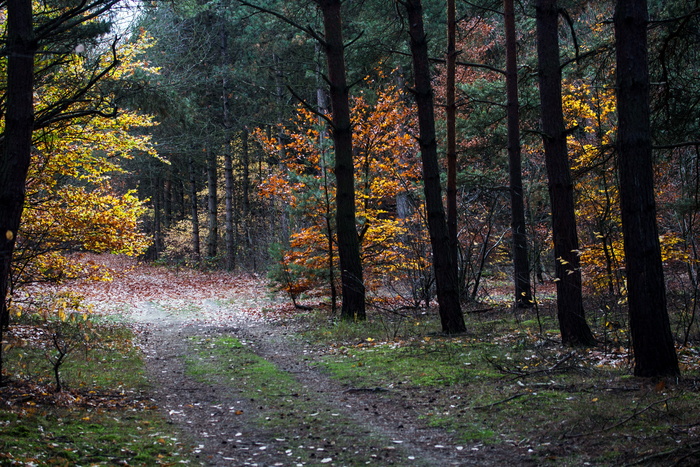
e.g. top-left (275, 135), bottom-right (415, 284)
top-left (5, 255), bottom-right (700, 466)
top-left (68, 257), bottom-right (530, 466)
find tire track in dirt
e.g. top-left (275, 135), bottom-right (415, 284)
top-left (129, 296), bottom-right (530, 466)
top-left (71, 258), bottom-right (529, 466)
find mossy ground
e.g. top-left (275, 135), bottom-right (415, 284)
top-left (302, 306), bottom-right (700, 465)
top-left (0, 320), bottom-right (193, 466)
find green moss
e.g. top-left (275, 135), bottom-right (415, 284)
top-left (0, 322), bottom-right (193, 466)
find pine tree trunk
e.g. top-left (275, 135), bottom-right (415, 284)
top-left (224, 150), bottom-right (235, 271)
top-left (317, 0), bottom-right (365, 321)
top-left (535, 0), bottom-right (595, 345)
top-left (614, 0), bottom-right (679, 377)
top-left (504, 0), bottom-right (533, 308)
top-left (163, 175), bottom-right (173, 229)
top-left (403, 0), bottom-right (466, 334)
top-left (206, 148), bottom-right (218, 259)
top-left (446, 0), bottom-right (459, 290)
top-left (316, 54), bottom-right (338, 313)
top-left (189, 158), bottom-right (201, 261)
top-left (153, 177), bottom-right (163, 260)
top-left (241, 129), bottom-right (250, 217)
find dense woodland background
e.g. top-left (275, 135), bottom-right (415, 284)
top-left (2, 0), bottom-right (700, 378)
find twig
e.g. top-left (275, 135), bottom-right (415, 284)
top-left (465, 307), bottom-right (494, 314)
top-left (623, 441), bottom-right (700, 466)
top-left (472, 393), bottom-right (527, 410)
top-left (486, 351), bottom-right (578, 378)
top-left (563, 397), bottom-right (676, 439)
top-left (343, 387), bottom-right (389, 394)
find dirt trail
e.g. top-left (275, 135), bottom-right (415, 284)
top-left (78, 260), bottom-right (530, 466)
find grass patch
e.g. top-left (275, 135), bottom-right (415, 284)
top-left (184, 335), bottom-right (432, 466)
top-left (303, 308), bottom-right (700, 465)
top-left (0, 405), bottom-right (188, 466)
top-left (0, 320), bottom-right (193, 466)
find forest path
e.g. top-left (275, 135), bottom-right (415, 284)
top-left (75, 257), bottom-right (528, 466)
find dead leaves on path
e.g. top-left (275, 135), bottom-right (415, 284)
top-left (37, 254), bottom-right (271, 314)
top-left (0, 378), bottom-right (155, 411)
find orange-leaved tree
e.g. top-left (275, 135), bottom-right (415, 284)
top-left (255, 80), bottom-right (424, 309)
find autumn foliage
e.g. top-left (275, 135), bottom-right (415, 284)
top-left (7, 34), bottom-right (159, 289)
top-left (255, 80), bottom-right (426, 301)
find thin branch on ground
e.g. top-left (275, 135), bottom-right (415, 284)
top-left (623, 440), bottom-right (700, 466)
top-left (471, 393), bottom-right (527, 410)
top-left (564, 396), bottom-right (677, 439)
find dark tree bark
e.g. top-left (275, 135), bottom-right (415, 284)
top-left (0, 0), bottom-right (36, 381)
top-left (206, 148), bottom-right (218, 258)
top-left (316, 56), bottom-right (338, 314)
top-left (241, 129), bottom-right (251, 217)
top-left (614, 0), bottom-right (680, 377)
top-left (504, 0), bottom-right (533, 308)
top-left (152, 176), bottom-right (164, 260)
top-left (535, 0), bottom-right (595, 345)
top-left (316, 0), bottom-right (365, 321)
top-left (163, 176), bottom-right (173, 229)
top-left (224, 149), bottom-right (235, 270)
top-left (403, 0), bottom-right (466, 334)
top-left (446, 0), bottom-right (459, 285)
top-left (189, 157), bottom-right (201, 261)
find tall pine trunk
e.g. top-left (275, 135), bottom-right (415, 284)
top-left (535, 0), bottom-right (595, 345)
top-left (317, 0), bottom-right (365, 321)
top-left (0, 0), bottom-right (36, 380)
top-left (403, 0), bottom-right (466, 334)
top-left (224, 149), bottom-right (235, 270)
top-left (504, 0), bottom-right (533, 308)
top-left (614, 0), bottom-right (679, 377)
top-left (206, 148), bottom-right (218, 259)
top-left (152, 177), bottom-right (163, 260)
top-left (189, 157), bottom-right (201, 261)
top-left (316, 52), bottom-right (338, 313)
top-left (446, 0), bottom-right (459, 289)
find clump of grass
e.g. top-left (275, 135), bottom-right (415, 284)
top-left (302, 307), bottom-right (700, 465)
top-left (0, 319), bottom-right (193, 465)
top-left (184, 335), bottom-right (432, 466)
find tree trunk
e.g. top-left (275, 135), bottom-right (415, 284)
top-left (241, 129), bottom-right (250, 217)
top-left (163, 175), bottom-right (173, 229)
top-left (189, 157), bottom-right (201, 261)
top-left (153, 176), bottom-right (163, 260)
top-left (0, 0), bottom-right (35, 351)
top-left (535, 0), bottom-right (595, 345)
top-left (206, 148), bottom-right (218, 259)
top-left (504, 0), bottom-right (533, 308)
top-left (403, 0), bottom-right (466, 334)
top-left (446, 0), bottom-right (459, 289)
top-left (614, 0), bottom-right (679, 377)
top-left (224, 149), bottom-right (235, 270)
top-left (317, 0), bottom-right (365, 321)
top-left (316, 51), bottom-right (338, 313)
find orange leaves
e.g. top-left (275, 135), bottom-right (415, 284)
top-left (255, 78), bottom-right (423, 294)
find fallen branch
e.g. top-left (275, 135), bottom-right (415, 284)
top-left (623, 440), bottom-right (700, 466)
top-left (343, 387), bottom-right (390, 394)
top-left (486, 351), bottom-right (578, 378)
top-left (472, 393), bottom-right (527, 410)
top-left (563, 396), bottom-right (676, 439)
top-left (465, 307), bottom-right (494, 314)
